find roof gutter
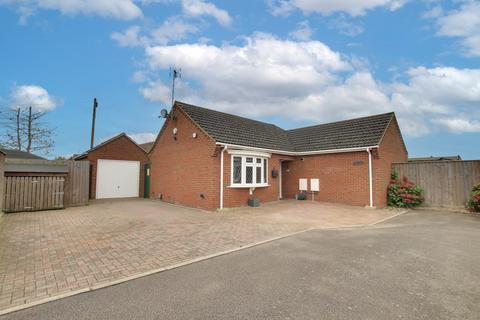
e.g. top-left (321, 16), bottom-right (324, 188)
top-left (215, 142), bottom-right (379, 156)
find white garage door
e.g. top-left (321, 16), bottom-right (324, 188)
top-left (96, 159), bottom-right (140, 199)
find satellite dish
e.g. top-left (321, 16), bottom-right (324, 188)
top-left (160, 109), bottom-right (169, 118)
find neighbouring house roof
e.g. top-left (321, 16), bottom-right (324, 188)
top-left (139, 141), bottom-right (154, 153)
top-left (73, 133), bottom-right (147, 160)
top-left (176, 102), bottom-right (396, 153)
top-left (409, 155), bottom-right (462, 162)
top-left (0, 148), bottom-right (45, 160)
top-left (5, 159), bottom-right (68, 173)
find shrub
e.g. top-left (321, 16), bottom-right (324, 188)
top-left (388, 171), bottom-right (424, 208)
top-left (466, 184), bottom-right (480, 213)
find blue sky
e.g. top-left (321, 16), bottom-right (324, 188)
top-left (0, 0), bottom-right (479, 159)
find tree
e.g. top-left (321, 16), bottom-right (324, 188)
top-left (0, 106), bottom-right (55, 155)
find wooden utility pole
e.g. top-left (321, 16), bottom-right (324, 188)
top-left (27, 106), bottom-right (32, 153)
top-left (90, 98), bottom-right (98, 149)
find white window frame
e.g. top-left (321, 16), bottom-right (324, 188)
top-left (228, 151), bottom-right (270, 188)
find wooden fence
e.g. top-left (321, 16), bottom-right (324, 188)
top-left (392, 160), bottom-right (480, 208)
top-left (64, 161), bottom-right (89, 207)
top-left (2, 160), bottom-right (90, 213)
top-left (4, 175), bottom-right (65, 212)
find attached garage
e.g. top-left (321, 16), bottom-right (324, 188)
top-left (73, 133), bottom-right (151, 199)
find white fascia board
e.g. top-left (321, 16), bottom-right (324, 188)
top-left (216, 142), bottom-right (379, 156)
top-left (227, 149), bottom-right (271, 158)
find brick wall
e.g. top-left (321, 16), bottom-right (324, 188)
top-left (372, 117), bottom-right (408, 207)
top-left (149, 107), bottom-right (220, 210)
top-left (282, 152), bottom-right (371, 206)
top-left (0, 152), bottom-right (4, 217)
top-left (83, 135), bottom-right (149, 199)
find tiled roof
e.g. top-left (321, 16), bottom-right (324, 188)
top-left (409, 155), bottom-right (461, 162)
top-left (0, 148), bottom-right (45, 160)
top-left (177, 102), bottom-right (395, 153)
top-left (286, 112), bottom-right (394, 152)
top-left (139, 142), bottom-right (154, 153)
top-left (73, 133), bottom-right (147, 160)
top-left (179, 102), bottom-right (295, 151)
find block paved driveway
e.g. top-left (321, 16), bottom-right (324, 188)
top-left (0, 199), bottom-right (398, 313)
top-left (2, 210), bottom-right (479, 320)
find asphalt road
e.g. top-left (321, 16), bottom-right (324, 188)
top-left (2, 210), bottom-right (479, 320)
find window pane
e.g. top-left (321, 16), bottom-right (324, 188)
top-left (246, 166), bottom-right (253, 184)
top-left (256, 158), bottom-right (262, 164)
top-left (246, 157), bottom-right (253, 163)
top-left (233, 157), bottom-right (242, 184)
top-left (263, 159), bottom-right (267, 182)
top-left (256, 167), bottom-right (261, 183)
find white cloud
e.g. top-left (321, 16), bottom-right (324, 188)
top-left (431, 1), bottom-right (480, 57)
top-left (434, 118), bottom-right (480, 133)
top-left (0, 0), bottom-right (143, 21)
top-left (268, 0), bottom-right (408, 17)
top-left (329, 15), bottom-right (364, 36)
top-left (289, 21), bottom-right (313, 41)
top-left (140, 81), bottom-right (171, 105)
top-left (111, 26), bottom-right (146, 47)
top-left (150, 18), bottom-right (198, 45)
top-left (111, 19), bottom-right (198, 47)
top-left (181, 0), bottom-right (232, 26)
top-left (131, 70), bottom-right (149, 83)
top-left (128, 132), bottom-right (157, 144)
top-left (10, 85), bottom-right (59, 111)
top-left (138, 33), bottom-right (480, 136)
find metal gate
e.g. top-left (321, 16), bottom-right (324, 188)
top-left (3, 175), bottom-right (65, 213)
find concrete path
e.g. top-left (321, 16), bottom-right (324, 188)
top-left (1, 210), bottom-right (478, 319)
top-left (0, 199), bottom-right (397, 313)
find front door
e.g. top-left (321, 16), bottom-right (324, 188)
top-left (144, 163), bottom-right (151, 198)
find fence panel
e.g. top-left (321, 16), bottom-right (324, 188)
top-left (3, 175), bottom-right (65, 213)
top-left (392, 161), bottom-right (480, 208)
top-left (64, 161), bottom-right (89, 207)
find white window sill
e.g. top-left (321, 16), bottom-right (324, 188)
top-left (228, 184), bottom-right (270, 188)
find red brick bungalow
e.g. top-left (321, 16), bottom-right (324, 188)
top-left (149, 101), bottom-right (408, 210)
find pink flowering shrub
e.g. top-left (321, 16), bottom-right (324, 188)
top-left (466, 184), bottom-right (480, 213)
top-left (387, 171), bottom-right (424, 208)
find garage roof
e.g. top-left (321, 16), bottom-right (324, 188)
top-left (73, 133), bottom-right (147, 160)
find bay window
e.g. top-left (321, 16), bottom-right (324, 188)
top-left (230, 154), bottom-right (269, 187)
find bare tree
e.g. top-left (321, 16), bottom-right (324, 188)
top-left (0, 106), bottom-right (55, 155)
